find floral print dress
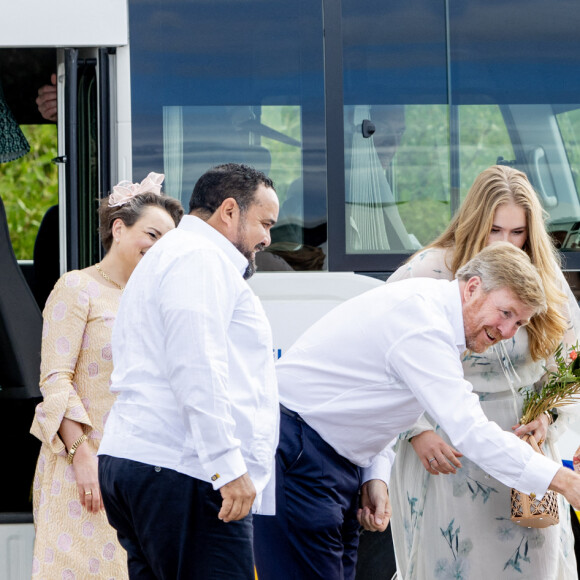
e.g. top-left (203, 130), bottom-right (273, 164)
top-left (30, 270), bottom-right (128, 579)
top-left (388, 248), bottom-right (580, 580)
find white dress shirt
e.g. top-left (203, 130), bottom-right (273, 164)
top-left (99, 216), bottom-right (279, 514)
top-left (277, 277), bottom-right (560, 497)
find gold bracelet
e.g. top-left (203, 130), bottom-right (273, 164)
top-left (66, 434), bottom-right (88, 464)
top-left (544, 410), bottom-right (555, 426)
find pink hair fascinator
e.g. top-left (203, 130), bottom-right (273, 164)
top-left (108, 172), bottom-right (165, 207)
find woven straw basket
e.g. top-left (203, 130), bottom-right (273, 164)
top-left (510, 434), bottom-right (559, 528)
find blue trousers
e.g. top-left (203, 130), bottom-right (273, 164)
top-left (254, 408), bottom-right (362, 580)
top-left (98, 455), bottom-right (254, 580)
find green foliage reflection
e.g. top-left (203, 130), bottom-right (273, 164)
top-left (0, 124), bottom-right (58, 260)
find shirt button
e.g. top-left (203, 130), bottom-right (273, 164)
top-left (154, 466), bottom-right (161, 473)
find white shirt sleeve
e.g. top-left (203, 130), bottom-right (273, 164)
top-left (362, 440), bottom-right (396, 484)
top-left (386, 248), bottom-right (451, 440)
top-left (159, 250), bottom-right (247, 488)
top-left (388, 320), bottom-right (560, 497)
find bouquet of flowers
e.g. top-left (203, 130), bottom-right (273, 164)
top-left (511, 342), bottom-right (580, 528)
top-left (520, 342), bottom-right (580, 425)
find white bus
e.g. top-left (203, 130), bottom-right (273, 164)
top-left (2, 0), bottom-right (580, 577)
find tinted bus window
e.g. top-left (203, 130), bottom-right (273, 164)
top-left (129, 0), bottom-right (580, 272)
top-left (129, 0), bottom-right (327, 271)
top-left (337, 0), bottom-right (580, 271)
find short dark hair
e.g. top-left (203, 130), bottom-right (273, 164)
top-left (98, 192), bottom-right (184, 252)
top-left (188, 163), bottom-right (275, 216)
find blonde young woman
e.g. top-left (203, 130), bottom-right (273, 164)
top-left (30, 174), bottom-right (183, 579)
top-left (388, 165), bottom-right (580, 579)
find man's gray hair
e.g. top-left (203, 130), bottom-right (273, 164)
top-left (456, 242), bottom-right (547, 315)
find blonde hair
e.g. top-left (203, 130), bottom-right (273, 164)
top-left (424, 164), bottom-right (566, 360)
top-left (457, 242), bottom-right (547, 316)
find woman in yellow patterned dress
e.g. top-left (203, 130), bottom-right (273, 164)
top-left (30, 173), bottom-right (183, 579)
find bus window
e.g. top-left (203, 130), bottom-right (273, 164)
top-left (129, 0), bottom-right (326, 272)
top-left (335, 0), bottom-right (580, 271)
top-left (557, 107), bottom-right (580, 195)
top-left (457, 105), bottom-right (515, 200)
top-left (344, 104), bottom-right (450, 253)
top-left (553, 106), bottom-right (580, 249)
top-left (162, 105), bottom-right (301, 205)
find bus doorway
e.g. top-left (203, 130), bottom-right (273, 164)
top-left (0, 45), bottom-right (115, 579)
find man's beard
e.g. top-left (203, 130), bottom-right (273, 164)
top-left (243, 256), bottom-right (256, 280)
top-left (234, 242), bottom-right (264, 280)
top-left (234, 219), bottom-right (266, 279)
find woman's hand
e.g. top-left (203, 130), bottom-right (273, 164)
top-left (72, 443), bottom-right (104, 514)
top-left (513, 413), bottom-right (550, 447)
top-left (410, 430), bottom-right (463, 475)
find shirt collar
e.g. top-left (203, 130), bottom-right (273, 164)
top-left (448, 279), bottom-right (467, 352)
top-left (178, 215), bottom-right (249, 276)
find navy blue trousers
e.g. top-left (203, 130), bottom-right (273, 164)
top-left (254, 408), bottom-right (362, 580)
top-left (98, 455), bottom-right (254, 580)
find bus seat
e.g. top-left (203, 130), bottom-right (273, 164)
top-left (32, 204), bottom-right (60, 310)
top-left (0, 195), bottom-right (42, 399)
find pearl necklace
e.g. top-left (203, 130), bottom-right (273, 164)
top-left (95, 263), bottom-right (125, 290)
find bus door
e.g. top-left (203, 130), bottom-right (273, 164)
top-left (0, 4), bottom-right (127, 578)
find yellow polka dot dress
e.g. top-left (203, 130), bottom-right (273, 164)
top-left (30, 270), bottom-right (128, 579)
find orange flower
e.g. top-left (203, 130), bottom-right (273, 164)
top-left (571, 350), bottom-right (578, 361)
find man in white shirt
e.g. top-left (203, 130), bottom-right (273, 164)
top-left (253, 242), bottom-right (580, 580)
top-left (98, 163), bottom-right (280, 579)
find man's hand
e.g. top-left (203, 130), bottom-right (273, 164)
top-left (549, 467), bottom-right (580, 509)
top-left (36, 73), bottom-right (58, 122)
top-left (218, 473), bottom-right (256, 522)
top-left (357, 479), bottom-right (391, 532)
top-left (410, 430), bottom-right (463, 475)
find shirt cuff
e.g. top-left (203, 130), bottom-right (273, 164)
top-left (204, 447), bottom-right (247, 490)
top-left (361, 452), bottom-right (392, 485)
top-left (512, 452), bottom-right (560, 498)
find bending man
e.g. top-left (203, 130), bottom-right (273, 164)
top-left (254, 242), bottom-right (580, 580)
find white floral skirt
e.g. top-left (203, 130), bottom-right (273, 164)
top-left (389, 391), bottom-right (577, 580)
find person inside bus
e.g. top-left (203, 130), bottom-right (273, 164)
top-left (29, 174), bottom-right (183, 580)
top-left (36, 73), bottom-right (57, 122)
top-left (387, 164), bottom-right (580, 579)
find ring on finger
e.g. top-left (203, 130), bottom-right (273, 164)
top-left (85, 490), bottom-right (93, 496)
top-left (537, 438), bottom-right (545, 446)
top-left (428, 457), bottom-right (437, 464)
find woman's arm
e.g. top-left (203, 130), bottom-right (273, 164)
top-left (59, 417), bottom-right (103, 513)
top-left (30, 273), bottom-right (100, 512)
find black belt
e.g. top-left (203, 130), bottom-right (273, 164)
top-left (280, 404), bottom-right (305, 423)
